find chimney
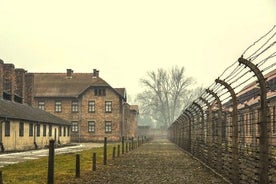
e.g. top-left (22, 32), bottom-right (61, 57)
top-left (3, 63), bottom-right (16, 101)
top-left (15, 68), bottom-right (26, 103)
top-left (24, 73), bottom-right (34, 105)
top-left (67, 69), bottom-right (73, 78)
top-left (0, 59), bottom-right (4, 99)
top-left (92, 69), bottom-right (99, 78)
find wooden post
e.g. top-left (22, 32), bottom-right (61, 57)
top-left (126, 140), bottom-right (128, 153)
top-left (112, 147), bottom-right (116, 159)
top-left (0, 170), bottom-right (2, 184)
top-left (103, 137), bottom-right (107, 165)
top-left (47, 140), bottom-right (55, 184)
top-left (122, 136), bottom-right (125, 154)
top-left (117, 144), bottom-right (120, 157)
top-left (131, 137), bottom-right (134, 150)
top-left (76, 154), bottom-right (80, 178)
top-left (92, 153), bottom-right (96, 171)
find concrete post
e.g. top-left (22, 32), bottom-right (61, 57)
top-left (239, 57), bottom-right (270, 184)
top-left (215, 79), bottom-right (239, 184)
top-left (206, 89), bottom-right (223, 173)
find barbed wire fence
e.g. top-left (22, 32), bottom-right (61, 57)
top-left (168, 25), bottom-right (276, 184)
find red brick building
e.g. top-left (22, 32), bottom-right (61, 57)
top-left (30, 69), bottom-right (138, 142)
top-left (0, 60), bottom-right (71, 151)
top-left (0, 58), bottom-right (138, 143)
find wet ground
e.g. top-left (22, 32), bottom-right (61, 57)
top-left (0, 143), bottom-right (103, 168)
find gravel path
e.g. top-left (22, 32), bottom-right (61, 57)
top-left (70, 139), bottom-right (229, 184)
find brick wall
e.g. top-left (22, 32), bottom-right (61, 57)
top-left (128, 109), bottom-right (138, 137)
top-left (15, 69), bottom-right (26, 99)
top-left (34, 87), bottom-right (124, 142)
top-left (1, 120), bottom-right (70, 151)
top-left (24, 73), bottom-right (34, 105)
top-left (3, 63), bottom-right (16, 100)
top-left (0, 60), bottom-right (3, 98)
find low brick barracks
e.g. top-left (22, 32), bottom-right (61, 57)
top-left (0, 59), bottom-right (138, 151)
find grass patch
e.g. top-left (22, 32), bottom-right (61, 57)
top-left (1, 143), bottom-right (119, 184)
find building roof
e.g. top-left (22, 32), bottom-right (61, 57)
top-left (114, 88), bottom-right (126, 99)
top-left (130, 105), bottom-right (139, 112)
top-left (0, 99), bottom-right (69, 125)
top-left (238, 69), bottom-right (276, 96)
top-left (33, 73), bottom-right (126, 99)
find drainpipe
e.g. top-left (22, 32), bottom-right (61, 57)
top-left (122, 101), bottom-right (127, 138)
top-left (122, 102), bottom-right (124, 138)
top-left (34, 123), bottom-right (38, 149)
top-left (79, 97), bottom-right (82, 143)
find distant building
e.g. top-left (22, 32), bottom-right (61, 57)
top-left (0, 59), bottom-right (139, 143)
top-left (29, 69), bottom-right (138, 142)
top-left (216, 69), bottom-right (276, 146)
top-left (137, 125), bottom-right (151, 137)
top-left (0, 60), bottom-right (70, 151)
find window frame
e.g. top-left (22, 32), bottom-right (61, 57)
top-left (71, 100), bottom-right (79, 113)
top-left (38, 101), bottom-right (45, 110)
top-left (19, 121), bottom-right (24, 137)
top-left (49, 124), bottom-right (52, 137)
top-left (36, 124), bottom-right (40, 137)
top-left (5, 121), bottom-right (10, 137)
top-left (105, 121), bottom-right (112, 133)
top-left (55, 101), bottom-right (62, 112)
top-left (88, 121), bottom-right (95, 133)
top-left (88, 101), bottom-right (95, 113)
top-left (105, 101), bottom-right (112, 113)
top-left (63, 126), bottom-right (66, 137)
top-left (59, 126), bottom-right (62, 136)
top-left (273, 106), bottom-right (276, 134)
top-left (29, 123), bottom-right (34, 136)
top-left (94, 88), bottom-right (106, 96)
top-left (71, 121), bottom-right (78, 133)
top-left (43, 124), bottom-right (47, 137)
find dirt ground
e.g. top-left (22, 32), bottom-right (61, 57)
top-left (67, 139), bottom-right (229, 184)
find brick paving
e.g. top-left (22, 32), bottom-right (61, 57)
top-left (69, 139), bottom-right (229, 184)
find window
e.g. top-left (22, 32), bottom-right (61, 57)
top-left (49, 125), bottom-right (52, 137)
top-left (88, 121), bottom-right (95, 133)
top-left (5, 121), bottom-right (10, 137)
top-left (43, 124), bottom-right (47, 137)
top-left (273, 106), bottom-right (276, 134)
top-left (55, 101), bottom-right (62, 112)
top-left (72, 122), bottom-right (78, 132)
top-left (29, 123), bottom-right (34, 136)
top-left (63, 126), bottom-right (66, 136)
top-left (72, 100), bottom-right (79, 112)
top-left (105, 101), bottom-right (112, 113)
top-left (249, 112), bottom-right (253, 136)
top-left (38, 101), bottom-right (45, 110)
top-left (94, 88), bottom-right (106, 96)
top-left (37, 124), bottom-right (40, 137)
top-left (88, 101), bottom-right (95, 113)
top-left (59, 126), bottom-right (62, 136)
top-left (105, 121), bottom-right (112, 133)
top-left (245, 114), bottom-right (249, 136)
top-left (19, 121), bottom-right (24, 137)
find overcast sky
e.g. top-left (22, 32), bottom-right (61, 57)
top-left (0, 0), bottom-right (275, 101)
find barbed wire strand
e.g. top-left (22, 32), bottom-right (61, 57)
top-left (242, 25), bottom-right (276, 56)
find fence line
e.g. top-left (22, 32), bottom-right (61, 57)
top-left (168, 26), bottom-right (276, 184)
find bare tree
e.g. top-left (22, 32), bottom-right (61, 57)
top-left (136, 66), bottom-right (201, 129)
